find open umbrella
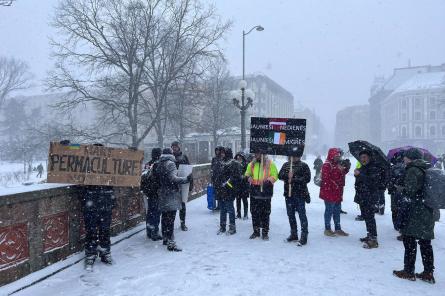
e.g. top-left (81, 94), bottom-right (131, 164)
top-left (348, 140), bottom-right (389, 167)
top-left (387, 146), bottom-right (438, 165)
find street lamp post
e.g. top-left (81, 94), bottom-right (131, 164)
top-left (236, 25), bottom-right (263, 151)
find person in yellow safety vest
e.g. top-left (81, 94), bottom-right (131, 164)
top-left (245, 151), bottom-right (278, 241)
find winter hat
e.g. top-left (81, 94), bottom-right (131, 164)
top-left (404, 148), bottom-right (422, 161)
top-left (359, 150), bottom-right (371, 157)
top-left (151, 148), bottom-right (162, 160)
top-left (224, 147), bottom-right (234, 160)
top-left (171, 141), bottom-right (180, 148)
top-left (162, 148), bottom-right (173, 155)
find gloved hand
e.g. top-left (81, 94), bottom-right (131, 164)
top-left (187, 174), bottom-right (193, 183)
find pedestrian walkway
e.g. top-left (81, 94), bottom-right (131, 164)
top-left (3, 171), bottom-right (445, 296)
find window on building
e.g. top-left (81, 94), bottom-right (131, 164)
top-left (429, 111), bottom-right (436, 120)
top-left (428, 97), bottom-right (437, 108)
top-left (415, 112), bottom-right (422, 121)
top-left (401, 126), bottom-right (407, 138)
top-left (442, 126), bottom-right (445, 137)
top-left (415, 97), bottom-right (423, 108)
top-left (401, 98), bottom-right (408, 109)
top-left (401, 113), bottom-right (407, 121)
top-left (430, 126), bottom-right (436, 137)
top-left (415, 126), bottom-right (422, 137)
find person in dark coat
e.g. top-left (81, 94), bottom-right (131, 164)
top-left (217, 147), bottom-right (242, 235)
top-left (393, 148), bottom-right (436, 284)
top-left (235, 151), bottom-right (249, 219)
top-left (354, 150), bottom-right (381, 249)
top-left (313, 155), bottom-right (323, 176)
top-left (140, 148), bottom-right (162, 241)
top-left (387, 152), bottom-right (405, 235)
top-left (36, 163), bottom-right (44, 178)
top-left (171, 141), bottom-right (191, 231)
top-left (154, 148), bottom-right (192, 252)
top-left (278, 152), bottom-right (311, 245)
top-left (376, 165), bottom-right (389, 215)
top-left (211, 146), bottom-right (224, 210)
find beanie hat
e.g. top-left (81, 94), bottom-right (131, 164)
top-left (162, 148), bottom-right (173, 155)
top-left (151, 148), bottom-right (162, 160)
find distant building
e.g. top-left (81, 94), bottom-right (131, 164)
top-left (294, 104), bottom-right (328, 154)
top-left (335, 105), bottom-right (370, 150)
top-left (245, 74), bottom-right (294, 118)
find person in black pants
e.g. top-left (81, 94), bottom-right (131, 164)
top-left (278, 152), bottom-right (311, 245)
top-left (354, 150), bottom-right (381, 249)
top-left (171, 141), bottom-right (192, 231)
top-left (234, 152), bottom-right (249, 219)
top-left (140, 148), bottom-right (162, 241)
top-left (211, 146), bottom-right (224, 211)
top-left (83, 185), bottom-right (115, 270)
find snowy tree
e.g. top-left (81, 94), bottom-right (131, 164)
top-left (0, 56), bottom-right (32, 107)
top-left (0, 0), bottom-right (16, 6)
top-left (48, 0), bottom-right (230, 149)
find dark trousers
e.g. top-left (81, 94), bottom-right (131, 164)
top-left (161, 210), bottom-right (177, 241)
top-left (236, 195), bottom-right (248, 217)
top-left (403, 236), bottom-right (434, 274)
top-left (378, 190), bottom-right (385, 210)
top-left (179, 202), bottom-right (186, 223)
top-left (220, 200), bottom-right (236, 226)
top-left (360, 203), bottom-right (377, 237)
top-left (286, 197), bottom-right (308, 234)
top-left (146, 198), bottom-right (160, 236)
top-left (324, 201), bottom-right (341, 231)
top-left (251, 198), bottom-right (271, 233)
top-left (84, 204), bottom-right (112, 256)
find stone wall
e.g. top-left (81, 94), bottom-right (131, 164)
top-left (0, 164), bottom-right (210, 286)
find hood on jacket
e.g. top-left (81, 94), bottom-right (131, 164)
top-left (160, 154), bottom-right (176, 163)
top-left (407, 159), bottom-right (430, 170)
top-left (235, 151), bottom-right (247, 162)
top-left (224, 147), bottom-right (233, 160)
top-left (326, 148), bottom-right (342, 163)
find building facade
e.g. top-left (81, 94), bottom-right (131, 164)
top-left (334, 105), bottom-right (370, 150)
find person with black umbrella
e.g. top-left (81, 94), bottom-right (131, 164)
top-left (354, 150), bottom-right (381, 249)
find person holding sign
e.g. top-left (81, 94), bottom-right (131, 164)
top-left (245, 149), bottom-right (279, 241)
top-left (154, 148), bottom-right (192, 252)
top-left (319, 148), bottom-right (350, 238)
top-left (278, 151), bottom-right (311, 246)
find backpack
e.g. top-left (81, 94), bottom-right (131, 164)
top-left (423, 168), bottom-right (445, 210)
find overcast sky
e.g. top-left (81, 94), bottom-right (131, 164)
top-left (1, 0), bottom-right (445, 134)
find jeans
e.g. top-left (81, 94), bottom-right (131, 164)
top-left (360, 203), bottom-right (377, 237)
top-left (251, 198), bottom-right (272, 233)
top-left (403, 236), bottom-right (434, 274)
top-left (179, 202), bottom-right (186, 223)
top-left (324, 201), bottom-right (341, 231)
top-left (84, 200), bottom-right (112, 256)
top-left (146, 198), bottom-right (160, 236)
top-left (286, 197), bottom-right (308, 234)
top-left (220, 200), bottom-right (236, 226)
top-left (161, 210), bottom-right (177, 241)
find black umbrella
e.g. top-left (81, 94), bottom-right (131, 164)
top-left (348, 140), bottom-right (389, 167)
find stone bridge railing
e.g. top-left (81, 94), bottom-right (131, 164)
top-left (0, 164), bottom-right (210, 286)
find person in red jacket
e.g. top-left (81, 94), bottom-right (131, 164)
top-left (319, 148), bottom-right (350, 237)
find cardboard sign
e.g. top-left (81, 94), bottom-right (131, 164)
top-left (47, 142), bottom-right (144, 187)
top-left (250, 117), bottom-right (306, 156)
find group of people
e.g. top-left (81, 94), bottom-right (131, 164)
top-left (80, 141), bottom-right (437, 284)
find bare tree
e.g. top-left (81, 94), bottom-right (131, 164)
top-left (0, 56), bottom-right (31, 107)
top-left (49, 0), bottom-right (230, 149)
top-left (200, 58), bottom-right (238, 146)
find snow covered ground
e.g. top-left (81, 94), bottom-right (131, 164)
top-left (0, 161), bottom-right (46, 189)
top-left (3, 158), bottom-right (445, 296)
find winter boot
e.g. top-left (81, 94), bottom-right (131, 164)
top-left (228, 224), bottom-right (236, 235)
top-left (340, 210), bottom-right (348, 215)
top-left (360, 234), bottom-right (370, 242)
top-left (298, 232), bottom-right (308, 246)
top-left (84, 255), bottom-right (96, 271)
top-left (243, 214), bottom-right (249, 220)
top-left (324, 230), bottom-right (336, 237)
top-left (415, 272), bottom-right (436, 284)
top-left (335, 229), bottom-right (350, 237)
top-left (181, 222), bottom-right (188, 232)
top-left (262, 229), bottom-right (269, 241)
top-left (363, 237), bottom-right (379, 249)
top-left (355, 215), bottom-right (364, 221)
top-left (167, 240), bottom-right (182, 252)
top-left (393, 270), bottom-right (416, 281)
top-left (286, 230), bottom-right (299, 242)
top-left (249, 228), bottom-right (261, 239)
top-left (163, 239), bottom-right (168, 246)
top-left (151, 232), bottom-right (163, 241)
top-left (100, 252), bottom-right (113, 265)
top-left (217, 225), bottom-right (226, 235)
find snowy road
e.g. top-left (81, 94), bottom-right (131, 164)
top-left (3, 160), bottom-right (445, 296)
